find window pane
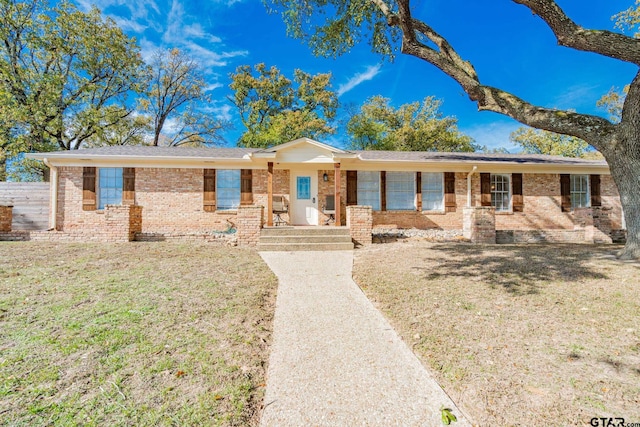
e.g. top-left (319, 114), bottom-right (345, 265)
top-left (386, 172), bottom-right (415, 210)
top-left (98, 167), bottom-right (123, 209)
top-left (490, 174), bottom-right (510, 212)
top-left (296, 176), bottom-right (311, 200)
top-left (570, 174), bottom-right (590, 208)
top-left (422, 172), bottom-right (443, 211)
top-left (357, 171), bottom-right (380, 211)
top-left (217, 169), bottom-right (241, 210)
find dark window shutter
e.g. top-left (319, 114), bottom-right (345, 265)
top-left (82, 167), bottom-right (96, 211)
top-left (416, 172), bottom-right (422, 211)
top-left (590, 174), bottom-right (601, 207)
top-left (512, 173), bottom-right (523, 212)
top-left (346, 171), bottom-right (357, 205)
top-left (560, 174), bottom-right (571, 212)
top-left (241, 169), bottom-right (253, 205)
top-left (444, 172), bottom-right (456, 212)
top-left (203, 169), bottom-right (216, 212)
top-left (480, 173), bottom-right (491, 207)
top-left (380, 171), bottom-right (386, 211)
top-left (122, 168), bottom-right (135, 205)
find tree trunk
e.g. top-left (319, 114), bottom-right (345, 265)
top-left (605, 138), bottom-right (640, 260)
top-left (0, 152), bottom-right (6, 181)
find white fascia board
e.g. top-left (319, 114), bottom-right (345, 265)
top-left (346, 157), bottom-right (610, 174)
top-left (250, 152), bottom-right (277, 159)
top-left (332, 153), bottom-right (358, 160)
top-left (28, 153), bottom-right (256, 169)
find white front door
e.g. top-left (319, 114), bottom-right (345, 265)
top-left (291, 170), bottom-right (318, 225)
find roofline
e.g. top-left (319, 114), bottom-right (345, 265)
top-left (28, 152), bottom-right (254, 162)
top-left (27, 150), bottom-right (610, 174)
top-left (353, 155), bottom-right (607, 167)
top-left (258, 137), bottom-right (351, 154)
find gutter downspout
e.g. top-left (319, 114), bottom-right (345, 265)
top-left (43, 158), bottom-right (57, 230)
top-left (467, 166), bottom-right (478, 207)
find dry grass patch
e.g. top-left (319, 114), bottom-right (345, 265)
top-left (354, 242), bottom-right (640, 426)
top-left (0, 242), bottom-right (277, 426)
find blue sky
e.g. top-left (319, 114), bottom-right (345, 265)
top-left (76, 0), bottom-right (638, 151)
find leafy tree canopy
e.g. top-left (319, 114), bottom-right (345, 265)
top-left (510, 127), bottom-right (591, 158)
top-left (0, 0), bottom-right (144, 179)
top-left (347, 95), bottom-right (477, 152)
top-left (0, 0), bottom-right (143, 152)
top-left (229, 63), bottom-right (338, 148)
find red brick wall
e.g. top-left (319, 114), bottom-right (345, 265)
top-left (56, 167), bottom-right (291, 238)
top-left (371, 172), bottom-right (623, 233)
top-left (52, 167), bottom-right (623, 239)
top-left (493, 174), bottom-right (574, 230)
top-left (135, 168), bottom-right (238, 234)
top-left (372, 172), bottom-right (466, 230)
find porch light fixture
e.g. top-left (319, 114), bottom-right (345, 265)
top-left (323, 173), bottom-right (328, 182)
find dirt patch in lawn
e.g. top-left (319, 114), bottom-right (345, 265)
top-left (0, 242), bottom-right (278, 426)
top-left (354, 242), bottom-right (640, 427)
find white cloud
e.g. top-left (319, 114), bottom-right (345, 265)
top-left (183, 41), bottom-right (248, 68)
top-left (204, 83), bottom-right (224, 92)
top-left (183, 23), bottom-right (222, 43)
top-left (111, 16), bottom-right (148, 33)
top-left (201, 103), bottom-right (234, 121)
top-left (139, 38), bottom-right (160, 63)
top-left (337, 64), bottom-right (382, 97)
top-left (462, 121), bottom-right (521, 152)
top-left (163, 0), bottom-right (185, 44)
top-left (553, 83), bottom-right (601, 110)
top-left (161, 117), bottom-right (181, 135)
top-left (212, 104), bottom-right (233, 122)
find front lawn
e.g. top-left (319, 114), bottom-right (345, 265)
top-left (0, 242), bottom-right (277, 426)
top-left (354, 242), bottom-right (640, 426)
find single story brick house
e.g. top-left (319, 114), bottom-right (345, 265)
top-left (0, 138), bottom-right (624, 246)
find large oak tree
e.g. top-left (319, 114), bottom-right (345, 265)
top-left (229, 63), bottom-right (338, 148)
top-left (0, 0), bottom-right (143, 179)
top-left (0, 0), bottom-right (143, 152)
top-left (266, 0), bottom-right (640, 259)
top-left (347, 95), bottom-right (477, 152)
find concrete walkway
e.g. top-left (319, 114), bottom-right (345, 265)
top-left (259, 250), bottom-right (470, 427)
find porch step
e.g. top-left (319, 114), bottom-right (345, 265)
top-left (258, 226), bottom-right (354, 251)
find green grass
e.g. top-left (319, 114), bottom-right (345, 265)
top-left (0, 242), bottom-right (278, 426)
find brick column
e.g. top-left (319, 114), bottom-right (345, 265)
top-left (574, 207), bottom-right (613, 244)
top-left (104, 205), bottom-right (143, 242)
top-left (347, 205), bottom-right (372, 246)
top-left (591, 206), bottom-right (613, 244)
top-left (237, 205), bottom-right (264, 247)
top-left (463, 207), bottom-right (496, 244)
top-left (0, 205), bottom-right (13, 232)
top-left (129, 205), bottom-right (143, 241)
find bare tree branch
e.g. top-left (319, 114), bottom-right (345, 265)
top-left (513, 0), bottom-right (640, 64)
top-left (381, 0), bottom-right (617, 149)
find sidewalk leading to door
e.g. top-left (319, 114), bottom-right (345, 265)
top-left (259, 250), bottom-right (471, 426)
